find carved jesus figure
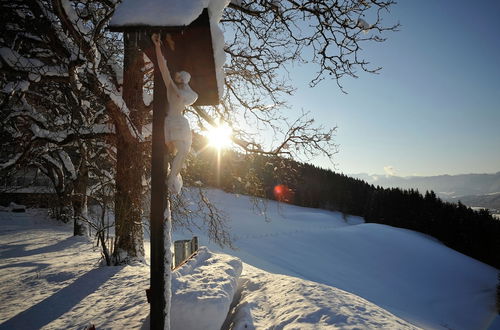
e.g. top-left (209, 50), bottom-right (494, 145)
top-left (152, 33), bottom-right (198, 194)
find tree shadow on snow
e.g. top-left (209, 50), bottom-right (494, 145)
top-left (0, 261), bottom-right (50, 275)
top-left (0, 266), bottom-right (121, 329)
top-left (0, 235), bottom-right (88, 259)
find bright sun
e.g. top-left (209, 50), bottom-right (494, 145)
top-left (206, 124), bottom-right (232, 150)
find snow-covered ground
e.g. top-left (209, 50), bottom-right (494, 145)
top-left (0, 209), bottom-right (150, 329)
top-left (230, 264), bottom-right (418, 329)
top-left (1, 189), bottom-right (499, 329)
top-left (175, 190), bottom-right (499, 329)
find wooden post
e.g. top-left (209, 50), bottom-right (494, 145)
top-left (174, 240), bottom-right (187, 268)
top-left (148, 33), bottom-right (169, 329)
top-left (109, 11), bottom-right (220, 326)
top-left (174, 237), bottom-right (199, 268)
top-left (191, 236), bottom-right (199, 252)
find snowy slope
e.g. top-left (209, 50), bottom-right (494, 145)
top-left (0, 210), bottom-right (415, 330)
top-left (174, 189), bottom-right (499, 330)
top-left (230, 264), bottom-right (419, 329)
top-left (1, 190), bottom-right (499, 329)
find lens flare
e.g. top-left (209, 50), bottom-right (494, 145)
top-left (273, 184), bottom-right (294, 203)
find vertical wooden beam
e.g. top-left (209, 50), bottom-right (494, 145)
top-left (148, 32), bottom-right (169, 329)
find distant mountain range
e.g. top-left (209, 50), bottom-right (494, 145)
top-left (350, 172), bottom-right (500, 212)
top-left (448, 193), bottom-right (500, 212)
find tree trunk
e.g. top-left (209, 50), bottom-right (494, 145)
top-left (112, 32), bottom-right (146, 264)
top-left (113, 137), bottom-right (145, 263)
top-left (46, 166), bottom-right (73, 223)
top-left (73, 146), bottom-right (89, 236)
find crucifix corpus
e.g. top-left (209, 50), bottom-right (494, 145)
top-left (109, 1), bottom-right (225, 328)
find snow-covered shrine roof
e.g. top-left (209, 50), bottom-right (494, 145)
top-left (109, 0), bottom-right (229, 105)
top-left (110, 0), bottom-right (227, 28)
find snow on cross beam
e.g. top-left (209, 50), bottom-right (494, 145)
top-left (110, 11), bottom-right (218, 106)
top-left (110, 0), bottom-right (212, 27)
top-left (109, 0), bottom-right (230, 106)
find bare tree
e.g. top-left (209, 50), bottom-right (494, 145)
top-left (1, 0), bottom-right (146, 263)
top-left (1, 0), bottom-right (398, 264)
top-left (207, 0), bottom-right (398, 159)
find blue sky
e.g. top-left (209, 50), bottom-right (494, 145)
top-left (289, 1), bottom-right (500, 176)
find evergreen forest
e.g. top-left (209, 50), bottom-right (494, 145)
top-left (187, 135), bottom-right (500, 270)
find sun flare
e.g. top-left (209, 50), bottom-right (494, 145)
top-left (206, 124), bottom-right (232, 150)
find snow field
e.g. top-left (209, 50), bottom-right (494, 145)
top-left (230, 264), bottom-right (419, 329)
top-left (1, 189), bottom-right (499, 329)
top-left (0, 207), bottom-right (416, 330)
top-left (0, 209), bottom-right (241, 330)
top-left (174, 189), bottom-right (500, 330)
top-left (0, 209), bottom-right (150, 329)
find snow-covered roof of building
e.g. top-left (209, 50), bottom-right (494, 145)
top-left (110, 0), bottom-right (225, 28)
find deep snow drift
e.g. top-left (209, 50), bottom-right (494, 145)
top-left (171, 247), bottom-right (242, 330)
top-left (1, 189), bottom-right (499, 329)
top-left (230, 264), bottom-right (418, 329)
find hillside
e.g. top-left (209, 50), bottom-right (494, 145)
top-left (175, 189), bottom-right (499, 330)
top-left (1, 190), bottom-right (499, 329)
